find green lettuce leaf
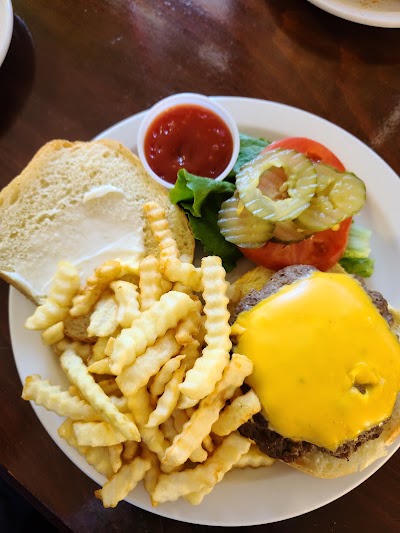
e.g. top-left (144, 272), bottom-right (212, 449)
top-left (187, 205), bottom-right (242, 273)
top-left (169, 169), bottom-right (235, 217)
top-left (339, 257), bottom-right (375, 278)
top-left (339, 222), bottom-right (374, 277)
top-left (169, 169), bottom-right (241, 271)
top-left (228, 133), bottom-right (269, 177)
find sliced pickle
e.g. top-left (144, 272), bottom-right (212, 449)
top-left (217, 193), bottom-right (274, 248)
top-left (271, 220), bottom-right (314, 244)
top-left (235, 149), bottom-right (318, 222)
top-left (314, 162), bottom-right (339, 195)
top-left (297, 169), bottom-right (366, 232)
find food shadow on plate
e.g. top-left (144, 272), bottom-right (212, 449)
top-left (0, 15), bottom-right (35, 137)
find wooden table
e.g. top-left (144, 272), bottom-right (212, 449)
top-left (1, 1), bottom-right (399, 531)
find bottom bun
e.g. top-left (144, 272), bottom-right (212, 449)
top-left (231, 263), bottom-right (400, 478)
top-left (290, 395), bottom-right (400, 478)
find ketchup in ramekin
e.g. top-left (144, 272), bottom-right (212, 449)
top-left (137, 93), bottom-right (240, 189)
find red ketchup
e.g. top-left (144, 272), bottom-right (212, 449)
top-left (144, 104), bottom-right (233, 185)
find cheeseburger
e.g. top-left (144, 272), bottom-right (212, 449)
top-left (231, 265), bottom-right (400, 478)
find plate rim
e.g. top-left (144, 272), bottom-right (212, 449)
top-left (10, 96), bottom-right (400, 526)
top-left (307, 0), bottom-right (400, 28)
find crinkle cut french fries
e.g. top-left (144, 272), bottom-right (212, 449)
top-left (21, 201), bottom-right (274, 509)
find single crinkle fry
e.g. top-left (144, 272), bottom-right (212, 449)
top-left (109, 291), bottom-right (196, 375)
top-left (179, 339), bottom-right (201, 373)
top-left (161, 258), bottom-right (202, 292)
top-left (25, 261), bottom-right (80, 330)
top-left (202, 434), bottom-right (215, 454)
top-left (171, 408), bottom-right (189, 433)
top-left (58, 419), bottom-right (114, 478)
top-left (87, 291), bottom-right (119, 337)
top-left (60, 348), bottom-right (140, 441)
top-left (163, 396), bottom-right (222, 468)
top-left (104, 335), bottom-right (117, 356)
top-left (235, 444), bottom-right (275, 469)
top-left (44, 261), bottom-right (81, 308)
top-left (95, 456), bottom-right (151, 508)
top-left (171, 409), bottom-right (207, 463)
top-left (108, 443), bottom-right (124, 473)
top-left (153, 432), bottom-right (251, 504)
top-left (143, 202), bottom-right (180, 262)
top-left (172, 281), bottom-right (193, 295)
top-left (97, 378), bottom-right (121, 397)
top-left (146, 363), bottom-right (186, 428)
top-left (115, 255), bottom-right (142, 279)
top-left (141, 444), bottom-right (161, 507)
top-left (160, 417), bottom-right (177, 444)
top-left (87, 357), bottom-right (114, 375)
top-left (192, 416), bottom-right (215, 458)
top-left (53, 338), bottom-right (93, 362)
top-left (186, 437), bottom-right (250, 504)
top-left (41, 321), bottom-right (65, 345)
top-left (175, 299), bottom-right (202, 346)
top-left (72, 418), bottom-right (132, 446)
top-left (121, 440), bottom-right (140, 464)
top-left (176, 394), bottom-right (198, 410)
top-left (109, 395), bottom-right (129, 413)
top-left (127, 387), bottom-right (170, 462)
top-left (143, 201), bottom-right (202, 291)
top-left (70, 260), bottom-right (122, 317)
top-left (150, 354), bottom-right (186, 400)
top-left (68, 385), bottom-right (84, 399)
top-left (139, 255), bottom-right (168, 311)
top-left (179, 256), bottom-right (231, 401)
top-left (211, 389), bottom-right (262, 436)
top-left (116, 331), bottom-right (181, 397)
top-left (89, 336), bottom-right (110, 364)
top-left (22, 375), bottom-right (99, 421)
top-left (110, 280), bottom-right (140, 328)
top-left (175, 334), bottom-right (205, 407)
top-left (162, 353), bottom-right (253, 468)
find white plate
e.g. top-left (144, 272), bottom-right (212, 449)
top-left (0, 0), bottom-right (13, 67)
top-left (308, 0), bottom-right (400, 27)
top-left (10, 97), bottom-right (400, 526)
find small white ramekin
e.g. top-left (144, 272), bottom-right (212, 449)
top-left (0, 0), bottom-right (13, 68)
top-left (137, 92), bottom-right (240, 189)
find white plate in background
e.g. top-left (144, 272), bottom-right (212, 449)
top-left (10, 97), bottom-right (400, 526)
top-left (308, 0), bottom-right (400, 27)
top-left (0, 0), bottom-right (13, 66)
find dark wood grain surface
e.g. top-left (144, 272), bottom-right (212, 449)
top-left (0, 1), bottom-right (399, 531)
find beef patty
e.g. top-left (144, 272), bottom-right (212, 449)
top-left (234, 265), bottom-right (392, 462)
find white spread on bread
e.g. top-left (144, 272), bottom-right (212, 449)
top-left (82, 185), bottom-right (125, 203)
top-left (0, 139), bottom-right (195, 304)
top-left (6, 194), bottom-right (145, 301)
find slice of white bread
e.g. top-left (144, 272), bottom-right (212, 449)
top-left (0, 139), bottom-right (194, 304)
top-left (230, 264), bottom-right (400, 478)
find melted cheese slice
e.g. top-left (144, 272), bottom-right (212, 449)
top-left (232, 272), bottom-right (400, 451)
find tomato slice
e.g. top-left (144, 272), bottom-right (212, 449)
top-left (264, 137), bottom-right (345, 172)
top-left (241, 217), bottom-right (352, 271)
top-left (239, 137), bottom-right (351, 271)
